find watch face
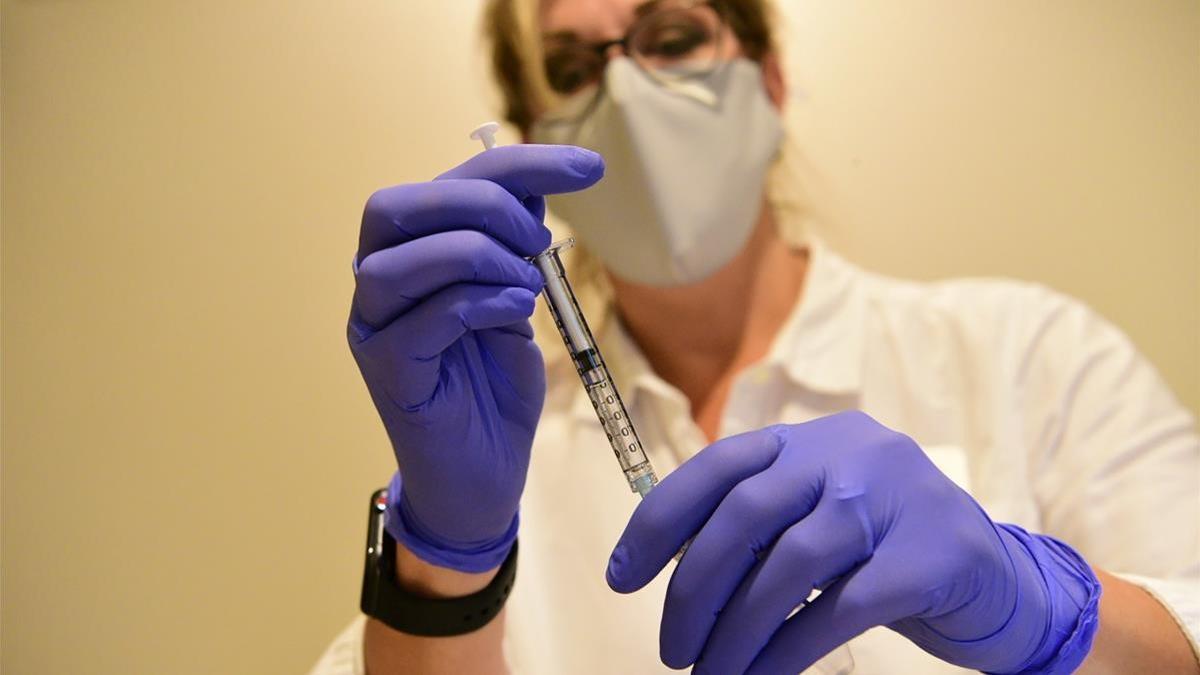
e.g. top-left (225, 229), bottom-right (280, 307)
top-left (360, 488), bottom-right (389, 617)
top-left (367, 488), bottom-right (387, 563)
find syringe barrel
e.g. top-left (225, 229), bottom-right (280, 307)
top-left (533, 244), bottom-right (593, 359)
top-left (581, 364), bottom-right (656, 481)
top-left (532, 241), bottom-right (658, 494)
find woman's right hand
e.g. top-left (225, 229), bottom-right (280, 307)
top-left (348, 144), bottom-right (605, 572)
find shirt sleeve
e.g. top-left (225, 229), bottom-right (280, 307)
top-left (1017, 286), bottom-right (1200, 649)
top-left (307, 615), bottom-right (366, 675)
top-left (307, 613), bottom-right (524, 673)
top-left (1115, 574), bottom-right (1200, 655)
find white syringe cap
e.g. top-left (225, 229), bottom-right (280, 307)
top-left (469, 121), bottom-right (501, 150)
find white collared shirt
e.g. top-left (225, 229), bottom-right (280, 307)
top-left (311, 242), bottom-right (1199, 675)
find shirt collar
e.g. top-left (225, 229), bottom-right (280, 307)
top-left (567, 238), bottom-right (867, 420)
top-left (763, 238), bottom-right (866, 395)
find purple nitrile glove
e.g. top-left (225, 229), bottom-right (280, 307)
top-left (607, 411), bottom-right (1101, 674)
top-left (348, 144), bottom-right (604, 573)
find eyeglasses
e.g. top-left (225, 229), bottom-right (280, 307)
top-left (539, 0), bottom-right (729, 116)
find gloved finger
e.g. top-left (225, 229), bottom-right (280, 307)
top-left (363, 284), bottom-right (539, 408)
top-left (395, 284), bottom-right (538, 361)
top-left (358, 179), bottom-right (551, 262)
top-left (746, 552), bottom-right (921, 675)
top-left (354, 230), bottom-right (544, 329)
top-left (480, 317), bottom-right (533, 340)
top-left (657, 464), bottom-right (823, 669)
top-left (436, 144), bottom-right (605, 202)
top-left (606, 426), bottom-right (786, 594)
top-left (475, 323), bottom-right (545, 414)
top-left (695, 501), bottom-right (874, 675)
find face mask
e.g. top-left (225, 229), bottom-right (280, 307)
top-left (530, 57), bottom-right (783, 287)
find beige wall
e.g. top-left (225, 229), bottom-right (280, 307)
top-left (2, 1), bottom-right (1195, 673)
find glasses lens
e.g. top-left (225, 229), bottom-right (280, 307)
top-left (543, 43), bottom-right (606, 96)
top-left (629, 2), bottom-right (724, 74)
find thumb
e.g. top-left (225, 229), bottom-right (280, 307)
top-left (606, 427), bottom-right (784, 593)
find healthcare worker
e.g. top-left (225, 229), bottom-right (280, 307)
top-left (313, 1), bottom-right (1200, 673)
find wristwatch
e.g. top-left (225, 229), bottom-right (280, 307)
top-left (359, 488), bottom-right (518, 637)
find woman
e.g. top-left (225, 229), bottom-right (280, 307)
top-left (315, 1), bottom-right (1199, 673)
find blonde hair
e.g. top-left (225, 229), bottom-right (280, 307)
top-left (479, 0), bottom-right (810, 365)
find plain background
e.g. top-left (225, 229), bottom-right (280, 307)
top-left (3, 1), bottom-right (1197, 672)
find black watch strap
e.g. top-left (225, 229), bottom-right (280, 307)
top-left (359, 488), bottom-right (518, 637)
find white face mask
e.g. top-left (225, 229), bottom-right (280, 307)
top-left (530, 57), bottom-right (783, 287)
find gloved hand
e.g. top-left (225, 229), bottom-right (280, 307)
top-left (607, 411), bottom-right (1101, 674)
top-left (348, 144), bottom-right (605, 573)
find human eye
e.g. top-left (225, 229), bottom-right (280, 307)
top-left (631, 6), bottom-right (720, 67)
top-left (543, 44), bottom-right (603, 95)
top-left (639, 20), bottom-right (710, 58)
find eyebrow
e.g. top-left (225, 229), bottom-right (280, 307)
top-left (632, 0), bottom-right (664, 20)
top-left (541, 0), bottom-right (664, 42)
top-left (542, 30), bottom-right (580, 43)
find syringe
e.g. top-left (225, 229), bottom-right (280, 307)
top-left (532, 238), bottom-right (691, 559)
top-left (532, 239), bottom-right (660, 496)
top-left (469, 122), bottom-right (660, 498)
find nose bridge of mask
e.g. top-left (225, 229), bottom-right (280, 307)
top-left (606, 56), bottom-right (720, 108)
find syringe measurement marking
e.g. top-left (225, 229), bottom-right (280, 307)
top-left (586, 378), bottom-right (638, 460)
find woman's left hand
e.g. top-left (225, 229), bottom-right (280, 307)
top-left (606, 411), bottom-right (1100, 675)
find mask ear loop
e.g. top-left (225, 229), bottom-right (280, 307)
top-left (565, 83), bottom-right (612, 144)
top-left (534, 76), bottom-right (609, 138)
